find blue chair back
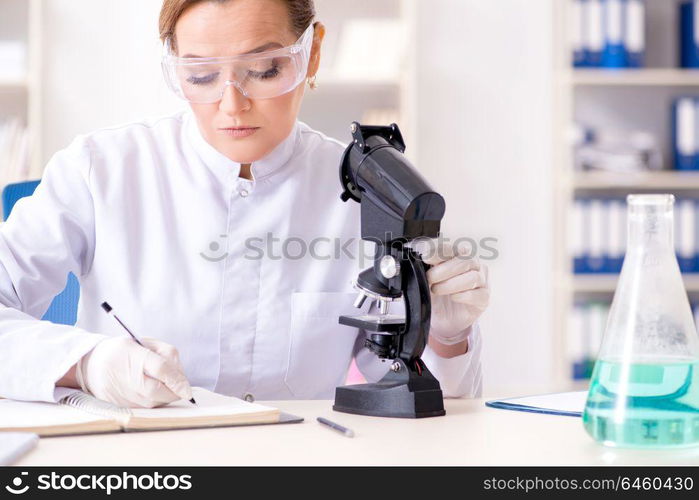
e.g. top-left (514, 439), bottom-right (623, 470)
top-left (2, 180), bottom-right (80, 325)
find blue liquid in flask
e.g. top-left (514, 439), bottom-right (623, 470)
top-left (583, 359), bottom-right (699, 448)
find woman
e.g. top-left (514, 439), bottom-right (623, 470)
top-left (0, 0), bottom-right (489, 408)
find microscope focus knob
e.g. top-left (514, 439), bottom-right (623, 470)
top-left (379, 255), bottom-right (401, 279)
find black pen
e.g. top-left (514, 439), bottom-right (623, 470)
top-left (100, 301), bottom-right (197, 405)
top-left (317, 417), bottom-right (354, 437)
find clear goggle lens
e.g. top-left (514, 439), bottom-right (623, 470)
top-left (162, 23), bottom-right (313, 103)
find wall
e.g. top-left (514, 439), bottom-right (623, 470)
top-left (414, 0), bottom-right (556, 396)
top-left (40, 0), bottom-right (184, 163)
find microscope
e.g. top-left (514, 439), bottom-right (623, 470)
top-left (335, 122), bottom-right (447, 418)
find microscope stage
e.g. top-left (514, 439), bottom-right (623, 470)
top-left (339, 313), bottom-right (405, 333)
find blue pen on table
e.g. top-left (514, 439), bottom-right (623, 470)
top-left (100, 301), bottom-right (197, 405)
top-left (317, 417), bottom-right (354, 438)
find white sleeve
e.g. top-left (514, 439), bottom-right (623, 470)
top-left (354, 319), bottom-right (483, 399)
top-left (0, 136), bottom-right (107, 403)
top-left (421, 322), bottom-right (483, 398)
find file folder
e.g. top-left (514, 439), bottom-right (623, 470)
top-left (485, 391), bottom-right (588, 418)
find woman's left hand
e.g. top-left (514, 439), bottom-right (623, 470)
top-left (411, 239), bottom-right (490, 347)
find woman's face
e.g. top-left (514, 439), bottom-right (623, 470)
top-left (174, 0), bottom-right (322, 164)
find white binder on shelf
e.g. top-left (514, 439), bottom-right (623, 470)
top-left (675, 97), bottom-right (698, 170)
top-left (587, 199), bottom-right (606, 272)
top-left (676, 198), bottom-right (696, 271)
top-left (584, 0), bottom-right (604, 66)
top-left (606, 198), bottom-right (626, 272)
top-left (625, 0), bottom-right (645, 66)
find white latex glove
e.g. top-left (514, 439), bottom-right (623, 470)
top-left (75, 336), bottom-right (193, 408)
top-left (410, 238), bottom-right (490, 345)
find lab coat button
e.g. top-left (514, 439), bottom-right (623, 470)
top-left (243, 393), bottom-right (255, 402)
top-left (239, 189), bottom-right (249, 198)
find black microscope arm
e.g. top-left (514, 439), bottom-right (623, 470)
top-left (334, 121), bottom-right (447, 418)
top-left (399, 247), bottom-right (432, 365)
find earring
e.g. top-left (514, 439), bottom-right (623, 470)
top-left (306, 74), bottom-right (318, 90)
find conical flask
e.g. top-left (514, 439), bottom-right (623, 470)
top-left (582, 194), bottom-right (699, 448)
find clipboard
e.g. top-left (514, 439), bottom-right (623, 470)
top-left (485, 391), bottom-right (588, 417)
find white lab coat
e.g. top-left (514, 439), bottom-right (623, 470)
top-left (0, 109), bottom-right (482, 403)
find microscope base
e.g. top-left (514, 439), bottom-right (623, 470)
top-left (333, 366), bottom-right (446, 418)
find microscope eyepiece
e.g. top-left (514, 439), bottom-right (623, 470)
top-left (339, 122), bottom-right (445, 243)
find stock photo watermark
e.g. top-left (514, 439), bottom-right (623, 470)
top-left (199, 233), bottom-right (499, 265)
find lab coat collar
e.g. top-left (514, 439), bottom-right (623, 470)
top-left (184, 109), bottom-right (300, 184)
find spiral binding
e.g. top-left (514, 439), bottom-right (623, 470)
top-left (60, 392), bottom-right (132, 424)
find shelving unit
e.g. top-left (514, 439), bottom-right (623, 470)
top-left (0, 0), bottom-right (42, 193)
top-left (573, 170), bottom-right (699, 189)
top-left (570, 68), bottom-right (699, 86)
top-left (553, 0), bottom-right (699, 390)
top-left (0, 76), bottom-right (28, 88)
top-left (573, 273), bottom-right (699, 293)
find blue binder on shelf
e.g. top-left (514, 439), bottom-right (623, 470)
top-left (673, 97), bottom-right (699, 171)
top-left (681, 1), bottom-right (699, 68)
top-left (576, 0), bottom-right (645, 68)
top-left (601, 0), bottom-right (627, 68)
top-left (485, 391), bottom-right (588, 418)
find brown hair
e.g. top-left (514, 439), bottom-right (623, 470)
top-left (159, 0), bottom-right (316, 53)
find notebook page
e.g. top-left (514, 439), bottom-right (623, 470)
top-left (0, 399), bottom-right (120, 435)
top-left (0, 399), bottom-right (111, 427)
top-left (129, 387), bottom-right (279, 420)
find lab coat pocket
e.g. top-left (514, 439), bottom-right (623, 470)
top-left (284, 291), bottom-right (361, 399)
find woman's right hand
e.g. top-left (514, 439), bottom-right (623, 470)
top-left (75, 336), bottom-right (193, 408)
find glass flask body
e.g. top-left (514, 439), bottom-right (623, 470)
top-left (582, 194), bottom-right (699, 448)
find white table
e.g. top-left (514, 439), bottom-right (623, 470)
top-left (15, 398), bottom-right (699, 466)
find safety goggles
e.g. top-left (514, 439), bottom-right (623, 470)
top-left (162, 23), bottom-right (314, 103)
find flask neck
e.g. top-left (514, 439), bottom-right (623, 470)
top-left (627, 200), bottom-right (674, 251)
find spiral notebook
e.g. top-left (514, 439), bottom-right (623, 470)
top-left (0, 387), bottom-right (295, 437)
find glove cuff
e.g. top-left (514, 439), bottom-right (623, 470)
top-left (429, 325), bottom-right (472, 346)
